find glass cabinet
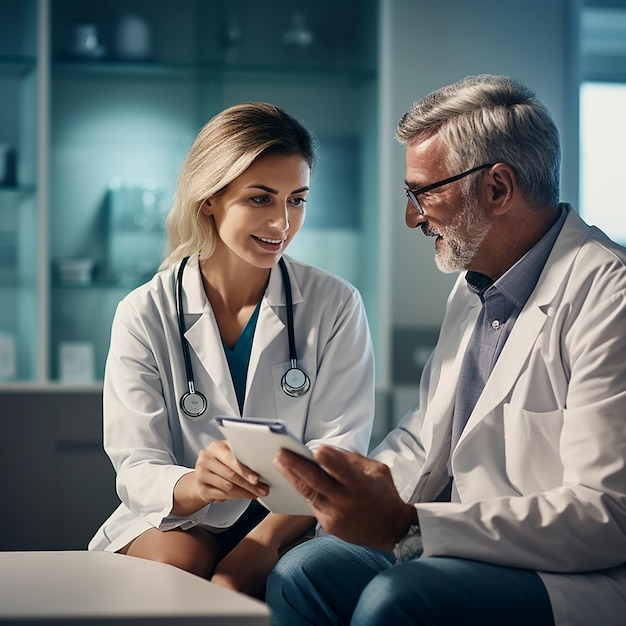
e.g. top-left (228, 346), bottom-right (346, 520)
top-left (0, 0), bottom-right (42, 383)
top-left (0, 0), bottom-right (381, 386)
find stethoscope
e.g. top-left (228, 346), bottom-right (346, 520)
top-left (176, 256), bottom-right (311, 417)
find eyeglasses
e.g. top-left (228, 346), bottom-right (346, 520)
top-left (404, 163), bottom-right (494, 215)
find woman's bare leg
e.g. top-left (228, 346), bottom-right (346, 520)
top-left (119, 526), bottom-right (221, 579)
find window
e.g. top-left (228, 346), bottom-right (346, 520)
top-left (579, 3), bottom-right (626, 245)
top-left (579, 81), bottom-right (626, 245)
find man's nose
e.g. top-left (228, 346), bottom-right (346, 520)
top-left (405, 199), bottom-right (426, 229)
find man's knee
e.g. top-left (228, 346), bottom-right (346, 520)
top-left (266, 538), bottom-right (335, 620)
top-left (353, 569), bottom-right (398, 620)
top-left (268, 537), bottom-right (323, 597)
top-left (268, 536), bottom-right (379, 605)
top-left (267, 546), bottom-right (299, 593)
top-left (352, 565), bottom-right (426, 625)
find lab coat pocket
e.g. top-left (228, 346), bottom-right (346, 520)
top-left (502, 404), bottom-right (564, 494)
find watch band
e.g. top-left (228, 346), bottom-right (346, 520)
top-left (393, 522), bottom-right (423, 563)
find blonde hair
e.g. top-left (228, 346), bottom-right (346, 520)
top-left (160, 102), bottom-right (315, 269)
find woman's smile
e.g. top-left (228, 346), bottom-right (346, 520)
top-left (253, 235), bottom-right (285, 252)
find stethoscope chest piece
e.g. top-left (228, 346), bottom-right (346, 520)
top-left (281, 362), bottom-right (310, 397)
top-left (181, 385), bottom-right (207, 418)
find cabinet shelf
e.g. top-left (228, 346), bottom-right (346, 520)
top-left (221, 63), bottom-right (376, 86)
top-left (51, 280), bottom-right (140, 290)
top-left (0, 380), bottom-right (103, 392)
top-left (0, 55), bottom-right (37, 78)
top-left (52, 59), bottom-right (376, 84)
top-left (53, 59), bottom-right (200, 80)
top-left (0, 184), bottom-right (36, 202)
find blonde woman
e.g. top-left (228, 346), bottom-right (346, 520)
top-left (89, 103), bottom-right (374, 598)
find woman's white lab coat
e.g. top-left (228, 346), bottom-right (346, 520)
top-left (373, 207), bottom-right (626, 626)
top-left (89, 255), bottom-right (374, 553)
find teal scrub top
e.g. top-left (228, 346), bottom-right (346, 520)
top-left (222, 299), bottom-right (262, 413)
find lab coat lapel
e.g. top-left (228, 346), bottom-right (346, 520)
top-left (399, 276), bottom-right (481, 503)
top-left (179, 256), bottom-right (239, 415)
top-left (244, 260), bottom-right (304, 403)
top-left (460, 301), bottom-right (549, 438)
top-left (457, 207), bottom-right (588, 444)
top-left (421, 278), bottom-right (481, 464)
top-left (186, 313), bottom-right (239, 414)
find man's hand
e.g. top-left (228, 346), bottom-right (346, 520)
top-left (273, 445), bottom-right (417, 551)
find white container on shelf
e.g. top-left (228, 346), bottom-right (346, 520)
top-left (0, 333), bottom-right (16, 381)
top-left (54, 257), bottom-right (95, 285)
top-left (106, 179), bottom-right (168, 286)
top-left (115, 14), bottom-right (152, 61)
top-left (59, 342), bottom-right (95, 384)
top-left (72, 23), bottom-right (106, 59)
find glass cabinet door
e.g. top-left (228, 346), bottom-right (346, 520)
top-left (0, 0), bottom-right (380, 387)
top-left (0, 0), bottom-right (41, 384)
top-left (48, 0), bottom-right (380, 386)
top-left (49, 0), bottom-right (205, 383)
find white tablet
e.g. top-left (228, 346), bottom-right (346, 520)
top-left (214, 417), bottom-right (316, 516)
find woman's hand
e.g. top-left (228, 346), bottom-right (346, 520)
top-left (195, 439), bottom-right (270, 502)
top-left (172, 440), bottom-right (269, 516)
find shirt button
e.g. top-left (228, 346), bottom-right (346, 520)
top-left (491, 320), bottom-right (500, 330)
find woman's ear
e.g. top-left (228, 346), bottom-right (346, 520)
top-left (200, 199), bottom-right (212, 215)
top-left (482, 163), bottom-right (515, 216)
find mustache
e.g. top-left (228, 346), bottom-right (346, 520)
top-left (421, 223), bottom-right (440, 237)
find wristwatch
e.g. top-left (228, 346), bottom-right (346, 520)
top-left (393, 521), bottom-right (423, 562)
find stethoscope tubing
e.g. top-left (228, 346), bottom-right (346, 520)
top-left (176, 256), bottom-right (310, 417)
top-left (177, 256), bottom-right (208, 417)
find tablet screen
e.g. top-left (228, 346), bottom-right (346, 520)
top-left (215, 417), bottom-right (315, 516)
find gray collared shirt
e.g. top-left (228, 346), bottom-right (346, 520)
top-left (447, 204), bottom-right (568, 495)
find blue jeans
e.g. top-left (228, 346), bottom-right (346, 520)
top-left (266, 536), bottom-right (555, 626)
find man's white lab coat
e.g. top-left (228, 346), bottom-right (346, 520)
top-left (374, 206), bottom-right (626, 626)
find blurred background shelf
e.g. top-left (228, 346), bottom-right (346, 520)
top-left (0, 55), bottom-right (37, 76)
top-left (0, 0), bottom-right (381, 388)
top-left (0, 183), bottom-right (36, 198)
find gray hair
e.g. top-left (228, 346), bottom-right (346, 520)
top-left (161, 102), bottom-right (315, 269)
top-left (396, 75), bottom-right (561, 206)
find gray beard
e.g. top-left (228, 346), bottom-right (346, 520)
top-left (427, 195), bottom-right (491, 273)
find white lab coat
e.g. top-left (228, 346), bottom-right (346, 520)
top-left (373, 206), bottom-right (626, 626)
top-left (89, 255), bottom-right (374, 553)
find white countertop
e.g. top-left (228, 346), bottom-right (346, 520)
top-left (0, 550), bottom-right (271, 625)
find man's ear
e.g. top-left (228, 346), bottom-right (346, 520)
top-left (482, 163), bottom-right (516, 216)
